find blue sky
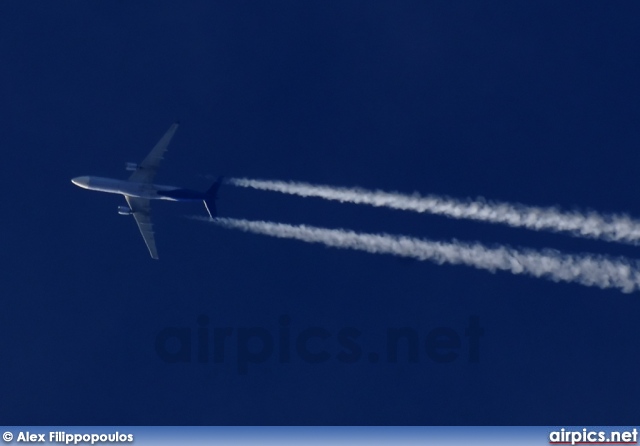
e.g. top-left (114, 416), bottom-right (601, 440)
top-left (2, 1), bottom-right (640, 424)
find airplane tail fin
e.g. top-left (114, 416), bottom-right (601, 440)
top-left (203, 176), bottom-right (223, 218)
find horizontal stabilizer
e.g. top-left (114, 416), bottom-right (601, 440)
top-left (206, 176), bottom-right (224, 198)
top-left (204, 199), bottom-right (216, 219)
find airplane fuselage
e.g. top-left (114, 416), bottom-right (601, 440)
top-left (71, 122), bottom-right (222, 259)
top-left (71, 176), bottom-right (208, 201)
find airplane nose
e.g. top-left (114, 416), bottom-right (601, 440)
top-left (71, 176), bottom-right (90, 188)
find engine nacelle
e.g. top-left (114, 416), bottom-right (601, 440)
top-left (118, 206), bottom-right (133, 216)
top-left (125, 162), bottom-right (139, 171)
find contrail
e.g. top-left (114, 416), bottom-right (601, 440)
top-left (227, 178), bottom-right (640, 245)
top-left (192, 216), bottom-right (640, 293)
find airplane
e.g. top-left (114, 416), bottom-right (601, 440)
top-left (71, 122), bottom-right (222, 259)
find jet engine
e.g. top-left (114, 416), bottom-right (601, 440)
top-left (118, 206), bottom-right (133, 215)
top-left (125, 162), bottom-right (139, 171)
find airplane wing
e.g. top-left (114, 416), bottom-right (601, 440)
top-left (128, 122), bottom-right (179, 184)
top-left (125, 196), bottom-right (159, 259)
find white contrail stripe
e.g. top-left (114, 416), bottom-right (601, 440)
top-left (227, 178), bottom-right (640, 245)
top-left (193, 216), bottom-right (640, 293)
